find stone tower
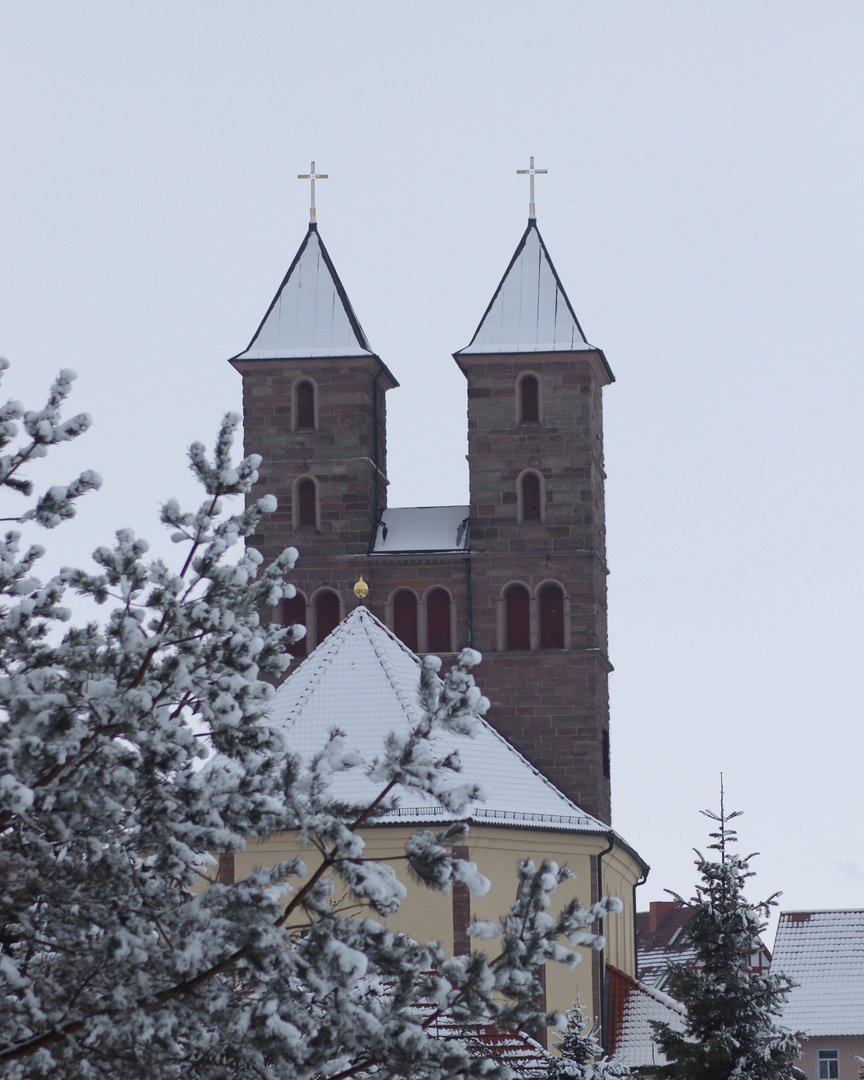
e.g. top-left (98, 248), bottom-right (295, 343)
top-left (454, 219), bottom-right (614, 823)
top-left (229, 213), bottom-right (615, 824)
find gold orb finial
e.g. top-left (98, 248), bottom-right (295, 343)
top-left (353, 575), bottom-right (369, 602)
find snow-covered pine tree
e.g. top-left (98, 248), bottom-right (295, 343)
top-left (0, 362), bottom-right (621, 1080)
top-left (650, 785), bottom-right (801, 1080)
top-left (549, 996), bottom-right (628, 1080)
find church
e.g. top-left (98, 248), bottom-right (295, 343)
top-left (225, 171), bottom-right (648, 1049)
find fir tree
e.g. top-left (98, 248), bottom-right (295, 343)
top-left (0, 361), bottom-right (622, 1080)
top-left (651, 785), bottom-right (801, 1080)
top-left (550, 996), bottom-right (628, 1080)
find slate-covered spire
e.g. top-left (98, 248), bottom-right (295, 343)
top-left (231, 224), bottom-right (375, 361)
top-left (456, 221), bottom-right (608, 367)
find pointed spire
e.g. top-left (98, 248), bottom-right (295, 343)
top-left (455, 220), bottom-right (602, 358)
top-left (230, 225), bottom-right (376, 361)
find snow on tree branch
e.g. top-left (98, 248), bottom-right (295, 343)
top-left (0, 363), bottom-right (618, 1080)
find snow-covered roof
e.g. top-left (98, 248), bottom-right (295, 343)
top-left (231, 224), bottom-right (376, 361)
top-left (420, 1014), bottom-right (552, 1079)
top-left (456, 220), bottom-right (602, 358)
top-left (772, 909), bottom-right (864, 1036)
top-left (637, 944), bottom-right (698, 991)
top-left (607, 965), bottom-right (685, 1070)
top-left (370, 506), bottom-right (470, 555)
top-left (267, 605), bottom-right (610, 831)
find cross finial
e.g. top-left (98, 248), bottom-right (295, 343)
top-left (516, 156), bottom-right (547, 220)
top-left (297, 161), bottom-right (328, 224)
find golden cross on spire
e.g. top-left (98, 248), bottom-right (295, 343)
top-left (516, 156), bottom-right (547, 220)
top-left (298, 161), bottom-right (328, 223)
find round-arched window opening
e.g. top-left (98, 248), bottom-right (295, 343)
top-left (297, 478), bottom-right (316, 527)
top-left (521, 472), bottom-right (541, 522)
top-left (505, 585), bottom-right (530, 651)
top-left (426, 588), bottom-right (452, 653)
top-left (315, 591), bottom-right (340, 644)
top-left (538, 583), bottom-right (565, 650)
top-left (393, 590), bottom-right (418, 651)
top-left (520, 375), bottom-right (539, 423)
top-left (296, 381), bottom-right (315, 430)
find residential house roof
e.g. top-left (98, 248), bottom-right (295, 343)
top-left (607, 965), bottom-right (685, 1072)
top-left (772, 909), bottom-right (864, 1037)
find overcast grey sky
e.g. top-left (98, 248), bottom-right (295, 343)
top-left (2, 2), bottom-right (863, 940)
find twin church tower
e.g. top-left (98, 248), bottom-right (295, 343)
top-left (229, 177), bottom-right (616, 825)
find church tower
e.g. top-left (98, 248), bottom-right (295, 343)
top-left (229, 221), bottom-right (399, 648)
top-left (229, 182), bottom-right (615, 825)
top-left (454, 218), bottom-right (614, 823)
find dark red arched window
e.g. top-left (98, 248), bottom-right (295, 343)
top-left (426, 588), bottom-right (451, 653)
top-left (297, 478), bottom-right (316, 527)
top-left (296, 381), bottom-right (315, 430)
top-left (505, 585), bottom-right (530, 651)
top-left (520, 375), bottom-right (539, 423)
top-left (521, 472), bottom-right (541, 522)
top-left (393, 590), bottom-right (418, 651)
top-left (538, 583), bottom-right (565, 650)
top-left (315, 591), bottom-right (340, 645)
top-left (282, 593), bottom-right (307, 658)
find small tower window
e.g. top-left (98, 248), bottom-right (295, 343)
top-left (393, 590), bottom-right (418, 651)
top-left (505, 584), bottom-right (530, 651)
top-left (315, 591), bottom-right (340, 645)
top-left (520, 375), bottom-right (539, 423)
top-left (521, 472), bottom-right (542, 522)
top-left (426, 588), bottom-right (452, 653)
top-left (282, 593), bottom-right (307, 658)
top-left (297, 478), bottom-right (316, 527)
top-left (296, 380), bottom-right (315, 430)
top-left (538, 583), bottom-right (565, 649)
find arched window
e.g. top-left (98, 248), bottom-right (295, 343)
top-left (315, 591), bottom-right (340, 645)
top-left (296, 380), bottom-right (315, 430)
top-left (520, 375), bottom-right (539, 423)
top-left (426, 588), bottom-right (451, 653)
top-left (505, 584), bottom-right (530, 651)
top-left (538, 583), bottom-right (565, 649)
top-left (521, 472), bottom-right (542, 522)
top-left (297, 478), bottom-right (316, 527)
top-left (393, 590), bottom-right (418, 651)
top-left (282, 593), bottom-right (307, 658)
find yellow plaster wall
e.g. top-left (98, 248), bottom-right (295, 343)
top-left (598, 844), bottom-right (642, 979)
top-left (234, 823), bottom-right (643, 1023)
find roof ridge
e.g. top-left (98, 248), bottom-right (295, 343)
top-left (357, 607), bottom-right (425, 725)
top-left (278, 614), bottom-right (354, 728)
